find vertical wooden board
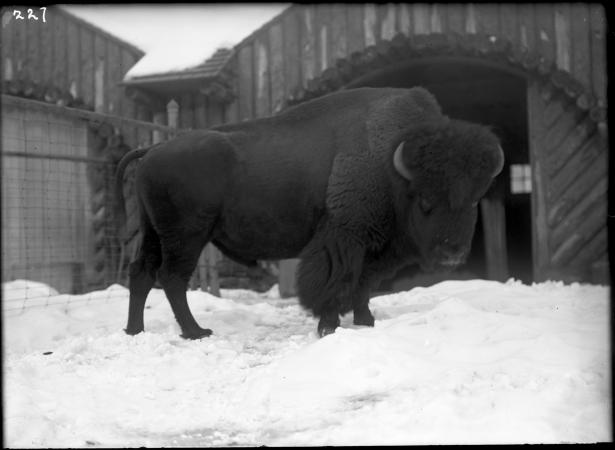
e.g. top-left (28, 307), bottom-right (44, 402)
top-left (398, 3), bottom-right (412, 36)
top-left (430, 4), bottom-right (444, 34)
top-left (589, 4), bottom-right (606, 99)
top-left (527, 80), bottom-right (550, 281)
top-left (1, 14), bottom-right (14, 78)
top-left (300, 5), bottom-right (316, 86)
top-left (120, 50), bottom-right (137, 118)
top-left (517, 4), bottom-right (536, 50)
top-left (480, 195), bottom-right (509, 281)
top-left (315, 3), bottom-right (330, 72)
top-left (80, 27), bottom-right (95, 109)
top-left (268, 21), bottom-right (285, 113)
top-left (107, 43), bottom-right (121, 115)
top-left (14, 11), bottom-right (26, 78)
top-left (25, 17), bottom-right (41, 83)
top-left (66, 19), bottom-right (80, 97)
top-left (282, 9), bottom-right (302, 100)
top-left (103, 42), bottom-right (115, 115)
top-left (363, 3), bottom-right (378, 45)
top-left (94, 33), bottom-right (106, 112)
top-left (254, 35), bottom-right (271, 117)
top-left (278, 259), bottom-right (299, 297)
top-left (534, 3), bottom-right (556, 64)
top-left (474, 3), bottom-right (499, 36)
top-left (94, 58), bottom-right (105, 113)
top-left (330, 4), bottom-right (348, 61)
top-left (53, 10), bottom-right (67, 90)
top-left (499, 3), bottom-right (518, 45)
top-left (465, 3), bottom-right (477, 34)
top-left (446, 3), bottom-right (465, 35)
top-left (412, 4), bottom-right (430, 35)
top-left (553, 4), bottom-right (571, 72)
top-left (238, 44), bottom-right (254, 120)
top-left (381, 3), bottom-right (397, 41)
top-left (569, 3), bottom-right (591, 89)
top-left (346, 4), bottom-right (365, 54)
top-left (38, 15), bottom-right (52, 86)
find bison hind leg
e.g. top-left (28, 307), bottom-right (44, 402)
top-left (157, 228), bottom-right (215, 339)
top-left (125, 212), bottom-right (162, 336)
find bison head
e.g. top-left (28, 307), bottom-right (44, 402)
top-left (392, 119), bottom-right (504, 272)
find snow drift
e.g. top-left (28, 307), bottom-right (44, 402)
top-left (2, 278), bottom-right (611, 446)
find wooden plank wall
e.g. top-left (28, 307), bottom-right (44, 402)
top-left (1, 5), bottom-right (144, 118)
top-left (223, 3), bottom-right (606, 121)
top-left (528, 79), bottom-right (607, 282)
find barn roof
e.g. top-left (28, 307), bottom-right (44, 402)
top-left (121, 48), bottom-right (233, 90)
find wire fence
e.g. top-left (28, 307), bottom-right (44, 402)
top-left (2, 95), bottom-right (280, 314)
top-left (1, 95), bottom-right (167, 312)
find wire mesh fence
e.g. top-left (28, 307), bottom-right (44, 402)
top-left (2, 95), bottom-right (169, 312)
top-left (2, 95), bottom-right (281, 314)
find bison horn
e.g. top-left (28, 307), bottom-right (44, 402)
top-left (393, 141), bottom-right (413, 181)
top-left (492, 145), bottom-right (505, 177)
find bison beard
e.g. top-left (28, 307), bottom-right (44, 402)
top-left (115, 87), bottom-right (504, 339)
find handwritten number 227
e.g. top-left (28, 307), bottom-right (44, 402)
top-left (13, 7), bottom-right (47, 23)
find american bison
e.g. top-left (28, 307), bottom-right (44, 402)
top-left (115, 87), bottom-right (504, 339)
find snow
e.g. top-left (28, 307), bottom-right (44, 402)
top-left (3, 278), bottom-right (611, 446)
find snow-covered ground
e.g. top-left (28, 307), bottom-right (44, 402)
top-left (3, 278), bottom-right (611, 446)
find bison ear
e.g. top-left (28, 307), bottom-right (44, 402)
top-left (393, 141), bottom-right (413, 181)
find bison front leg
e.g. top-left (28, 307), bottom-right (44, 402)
top-left (297, 226), bottom-right (365, 337)
top-left (351, 285), bottom-right (375, 327)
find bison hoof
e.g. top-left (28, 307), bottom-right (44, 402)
top-left (353, 309), bottom-right (375, 327)
top-left (124, 327), bottom-right (144, 336)
top-left (180, 328), bottom-right (213, 340)
top-left (318, 324), bottom-right (337, 338)
top-left (317, 316), bottom-right (340, 338)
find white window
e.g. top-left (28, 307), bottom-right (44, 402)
top-left (510, 164), bottom-right (532, 194)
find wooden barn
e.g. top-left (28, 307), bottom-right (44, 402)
top-left (125, 3), bottom-right (609, 292)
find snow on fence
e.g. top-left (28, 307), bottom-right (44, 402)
top-left (1, 95), bottom-right (180, 311)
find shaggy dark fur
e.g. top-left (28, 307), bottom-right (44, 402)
top-left (115, 87), bottom-right (503, 339)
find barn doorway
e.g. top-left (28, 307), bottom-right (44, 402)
top-left (346, 57), bottom-right (533, 288)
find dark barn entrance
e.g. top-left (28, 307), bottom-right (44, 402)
top-left (347, 58), bottom-right (533, 289)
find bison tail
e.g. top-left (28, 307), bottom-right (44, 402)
top-left (114, 146), bottom-right (152, 229)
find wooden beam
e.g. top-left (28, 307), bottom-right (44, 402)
top-left (480, 190), bottom-right (509, 282)
top-left (527, 80), bottom-right (550, 281)
top-left (268, 22), bottom-right (285, 113)
top-left (346, 4), bottom-right (365, 54)
top-left (300, 5), bottom-right (317, 86)
top-left (237, 44), bottom-right (255, 120)
top-left (554, 4), bottom-right (571, 72)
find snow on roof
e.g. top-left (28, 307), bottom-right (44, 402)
top-left (124, 47), bottom-right (234, 82)
top-left (122, 4), bottom-right (289, 81)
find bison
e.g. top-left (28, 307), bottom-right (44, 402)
top-left (115, 87), bottom-right (504, 339)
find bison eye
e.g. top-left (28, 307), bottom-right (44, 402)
top-left (419, 197), bottom-right (434, 215)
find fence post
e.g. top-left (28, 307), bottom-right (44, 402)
top-left (167, 99), bottom-right (179, 129)
top-left (152, 111), bottom-right (166, 144)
